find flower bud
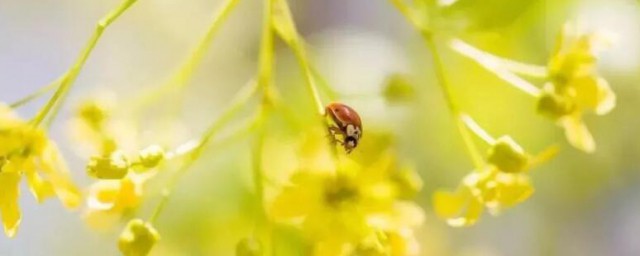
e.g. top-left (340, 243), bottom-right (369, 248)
top-left (78, 101), bottom-right (109, 130)
top-left (487, 136), bottom-right (529, 173)
top-left (87, 151), bottom-right (129, 179)
top-left (537, 90), bottom-right (576, 120)
top-left (118, 219), bottom-right (160, 256)
top-left (383, 74), bottom-right (415, 104)
top-left (137, 145), bottom-right (165, 169)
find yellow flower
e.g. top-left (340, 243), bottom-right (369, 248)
top-left (86, 150), bottom-right (130, 179)
top-left (82, 140), bottom-right (165, 230)
top-left (78, 99), bottom-right (110, 131)
top-left (486, 136), bottom-right (529, 173)
top-left (136, 145), bottom-right (165, 169)
top-left (539, 23), bottom-right (615, 153)
top-left (68, 99), bottom-right (118, 156)
top-left (352, 228), bottom-right (420, 256)
top-left (433, 136), bottom-right (555, 227)
top-left (270, 149), bottom-right (423, 256)
top-left (118, 218), bottom-right (160, 256)
top-left (0, 172), bottom-right (21, 238)
top-left (84, 173), bottom-right (150, 230)
top-left (433, 167), bottom-right (533, 227)
top-left (0, 103), bottom-right (81, 237)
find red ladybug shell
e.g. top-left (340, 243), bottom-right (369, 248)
top-left (325, 102), bottom-right (362, 129)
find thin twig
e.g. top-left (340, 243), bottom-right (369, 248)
top-left (31, 0), bottom-right (139, 127)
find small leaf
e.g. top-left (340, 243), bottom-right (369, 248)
top-left (560, 116), bottom-right (596, 153)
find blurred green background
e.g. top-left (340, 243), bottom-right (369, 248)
top-left (1, 0), bottom-right (640, 255)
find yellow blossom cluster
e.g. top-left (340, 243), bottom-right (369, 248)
top-left (538, 23), bottom-right (616, 153)
top-left (83, 145), bottom-right (165, 230)
top-left (269, 132), bottom-right (424, 255)
top-left (0, 103), bottom-right (81, 237)
top-left (69, 100), bottom-right (167, 230)
top-left (434, 136), bottom-right (555, 227)
top-left (118, 218), bottom-right (160, 256)
top-left (449, 22), bottom-right (615, 153)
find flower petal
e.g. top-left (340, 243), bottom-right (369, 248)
top-left (0, 172), bottom-right (21, 237)
top-left (313, 238), bottom-right (349, 256)
top-left (39, 143), bottom-right (82, 208)
top-left (25, 168), bottom-right (55, 203)
top-left (497, 175), bottom-right (534, 207)
top-left (594, 77), bottom-right (616, 115)
top-left (560, 116), bottom-right (596, 153)
top-left (270, 185), bottom-right (316, 219)
top-left (571, 75), bottom-right (602, 110)
top-left (83, 208), bottom-right (121, 231)
top-left (87, 180), bottom-right (121, 210)
top-left (487, 173), bottom-right (534, 214)
top-left (388, 229), bottom-right (420, 256)
top-left (433, 190), bottom-right (466, 219)
top-left (446, 197), bottom-right (484, 227)
top-left (367, 202), bottom-right (424, 230)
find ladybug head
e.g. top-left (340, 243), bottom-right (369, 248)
top-left (344, 136), bottom-right (359, 153)
top-left (345, 124), bottom-right (361, 140)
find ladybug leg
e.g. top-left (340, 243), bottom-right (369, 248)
top-left (326, 126), bottom-right (343, 145)
top-left (327, 126), bottom-right (342, 135)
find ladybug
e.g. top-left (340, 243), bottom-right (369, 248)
top-left (325, 102), bottom-right (363, 153)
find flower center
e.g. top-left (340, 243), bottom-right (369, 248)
top-left (324, 178), bottom-right (359, 208)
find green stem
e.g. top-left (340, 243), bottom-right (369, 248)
top-left (31, 0), bottom-right (138, 127)
top-left (310, 64), bottom-right (339, 102)
top-left (148, 79), bottom-right (259, 224)
top-left (273, 0), bottom-right (343, 162)
top-left (196, 80), bottom-right (260, 150)
top-left (460, 114), bottom-right (496, 145)
top-left (257, 0), bottom-right (275, 99)
top-left (424, 35), bottom-right (458, 112)
top-left (290, 40), bottom-right (325, 116)
top-left (449, 38), bottom-right (542, 97)
top-left (449, 38), bottom-right (547, 78)
top-left (387, 0), bottom-right (485, 169)
top-left (172, 0), bottom-right (242, 90)
top-left (271, 0), bottom-right (324, 115)
top-left (423, 34), bottom-right (484, 169)
top-left (9, 75), bottom-right (64, 108)
top-left (252, 113), bottom-right (267, 216)
top-left (134, 0), bottom-right (243, 109)
top-left (149, 113), bottom-right (264, 224)
top-left (250, 0), bottom-right (277, 253)
top-left (148, 189), bottom-right (170, 224)
top-left (388, 0), bottom-right (421, 28)
top-left (253, 0), bottom-right (276, 213)
top-left (165, 113), bottom-right (265, 161)
top-left (245, 0), bottom-right (274, 218)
